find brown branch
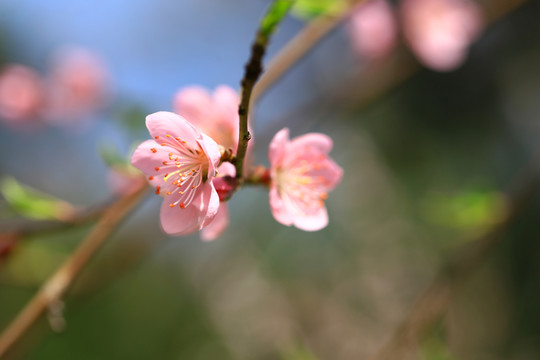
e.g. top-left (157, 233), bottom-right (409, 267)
top-left (235, 0), bottom-right (296, 180)
top-left (0, 180), bottom-right (149, 358)
top-left (0, 196), bottom-right (117, 239)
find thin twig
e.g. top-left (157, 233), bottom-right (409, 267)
top-left (0, 180), bottom-right (149, 358)
top-left (235, 0), bottom-right (296, 180)
top-left (251, 0), bottom-right (367, 104)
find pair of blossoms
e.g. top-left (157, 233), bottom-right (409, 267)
top-left (131, 86), bottom-right (343, 240)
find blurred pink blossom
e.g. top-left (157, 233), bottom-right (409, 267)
top-left (131, 111), bottom-right (221, 236)
top-left (400, 0), bottom-right (483, 71)
top-left (173, 85), bottom-right (241, 150)
top-left (174, 85), bottom-right (246, 240)
top-left (45, 47), bottom-right (109, 122)
top-left (0, 64), bottom-right (44, 124)
top-left (268, 128), bottom-right (343, 231)
top-left (349, 0), bottom-right (397, 60)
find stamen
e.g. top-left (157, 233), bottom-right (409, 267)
top-left (148, 176), bottom-right (154, 180)
top-left (162, 161), bottom-right (168, 165)
top-left (150, 148), bottom-right (157, 153)
top-left (155, 186), bottom-right (161, 195)
top-left (180, 202), bottom-right (185, 209)
top-left (155, 166), bottom-right (160, 171)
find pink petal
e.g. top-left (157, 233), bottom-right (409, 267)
top-left (289, 132), bottom-right (333, 155)
top-left (159, 194), bottom-right (203, 235)
top-left (217, 162), bottom-right (236, 177)
top-left (173, 86), bottom-right (212, 128)
top-left (318, 159), bottom-right (344, 191)
top-left (201, 204), bottom-right (229, 241)
top-left (213, 85), bottom-right (240, 125)
top-left (269, 128), bottom-right (290, 167)
top-left (199, 133), bottom-right (221, 177)
top-left (146, 111), bottom-right (201, 149)
top-left (131, 139), bottom-right (174, 176)
top-left (269, 186), bottom-right (294, 227)
top-left (349, 0), bottom-right (397, 59)
top-left (293, 206), bottom-right (329, 231)
top-left (159, 182), bottom-right (219, 236)
top-left (198, 184), bottom-right (220, 229)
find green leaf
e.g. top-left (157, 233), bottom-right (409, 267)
top-left (0, 177), bottom-right (74, 220)
top-left (291, 0), bottom-right (347, 19)
top-left (260, 0), bottom-right (296, 37)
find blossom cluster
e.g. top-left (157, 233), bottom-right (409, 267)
top-left (131, 86), bottom-right (343, 240)
top-left (349, 0), bottom-right (483, 71)
top-left (0, 47), bottom-right (109, 128)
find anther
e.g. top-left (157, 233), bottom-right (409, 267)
top-left (155, 166), bottom-right (160, 171)
top-left (150, 148), bottom-right (157, 153)
top-left (155, 186), bottom-right (161, 195)
top-left (179, 202), bottom-right (185, 209)
top-left (148, 176), bottom-right (154, 180)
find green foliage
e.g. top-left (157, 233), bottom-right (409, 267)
top-left (421, 190), bottom-right (505, 231)
top-left (0, 177), bottom-right (74, 220)
top-left (260, 0), bottom-right (296, 37)
top-left (291, 0), bottom-right (346, 19)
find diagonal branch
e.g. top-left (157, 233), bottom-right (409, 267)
top-left (0, 180), bottom-right (149, 358)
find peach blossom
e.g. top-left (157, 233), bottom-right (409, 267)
top-left (0, 64), bottom-right (44, 124)
top-left (173, 85), bottom-right (240, 150)
top-left (174, 86), bottom-right (246, 240)
top-left (400, 0), bottom-right (483, 71)
top-left (131, 111), bottom-right (221, 235)
top-left (349, 0), bottom-right (397, 60)
top-left (46, 47), bottom-right (109, 122)
top-left (269, 128), bottom-right (343, 231)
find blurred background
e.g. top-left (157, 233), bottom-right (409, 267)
top-left (1, 0), bottom-right (540, 359)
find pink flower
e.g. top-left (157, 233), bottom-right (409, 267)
top-left (268, 128), bottom-right (343, 231)
top-left (173, 85), bottom-right (240, 150)
top-left (400, 0), bottom-right (483, 71)
top-left (0, 64), bottom-right (44, 124)
top-left (131, 111), bottom-right (221, 235)
top-left (45, 47), bottom-right (109, 123)
top-left (349, 0), bottom-right (397, 60)
top-left (173, 85), bottom-right (246, 240)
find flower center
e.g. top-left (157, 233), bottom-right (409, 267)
top-left (277, 158), bottom-right (329, 214)
top-left (152, 134), bottom-right (210, 209)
